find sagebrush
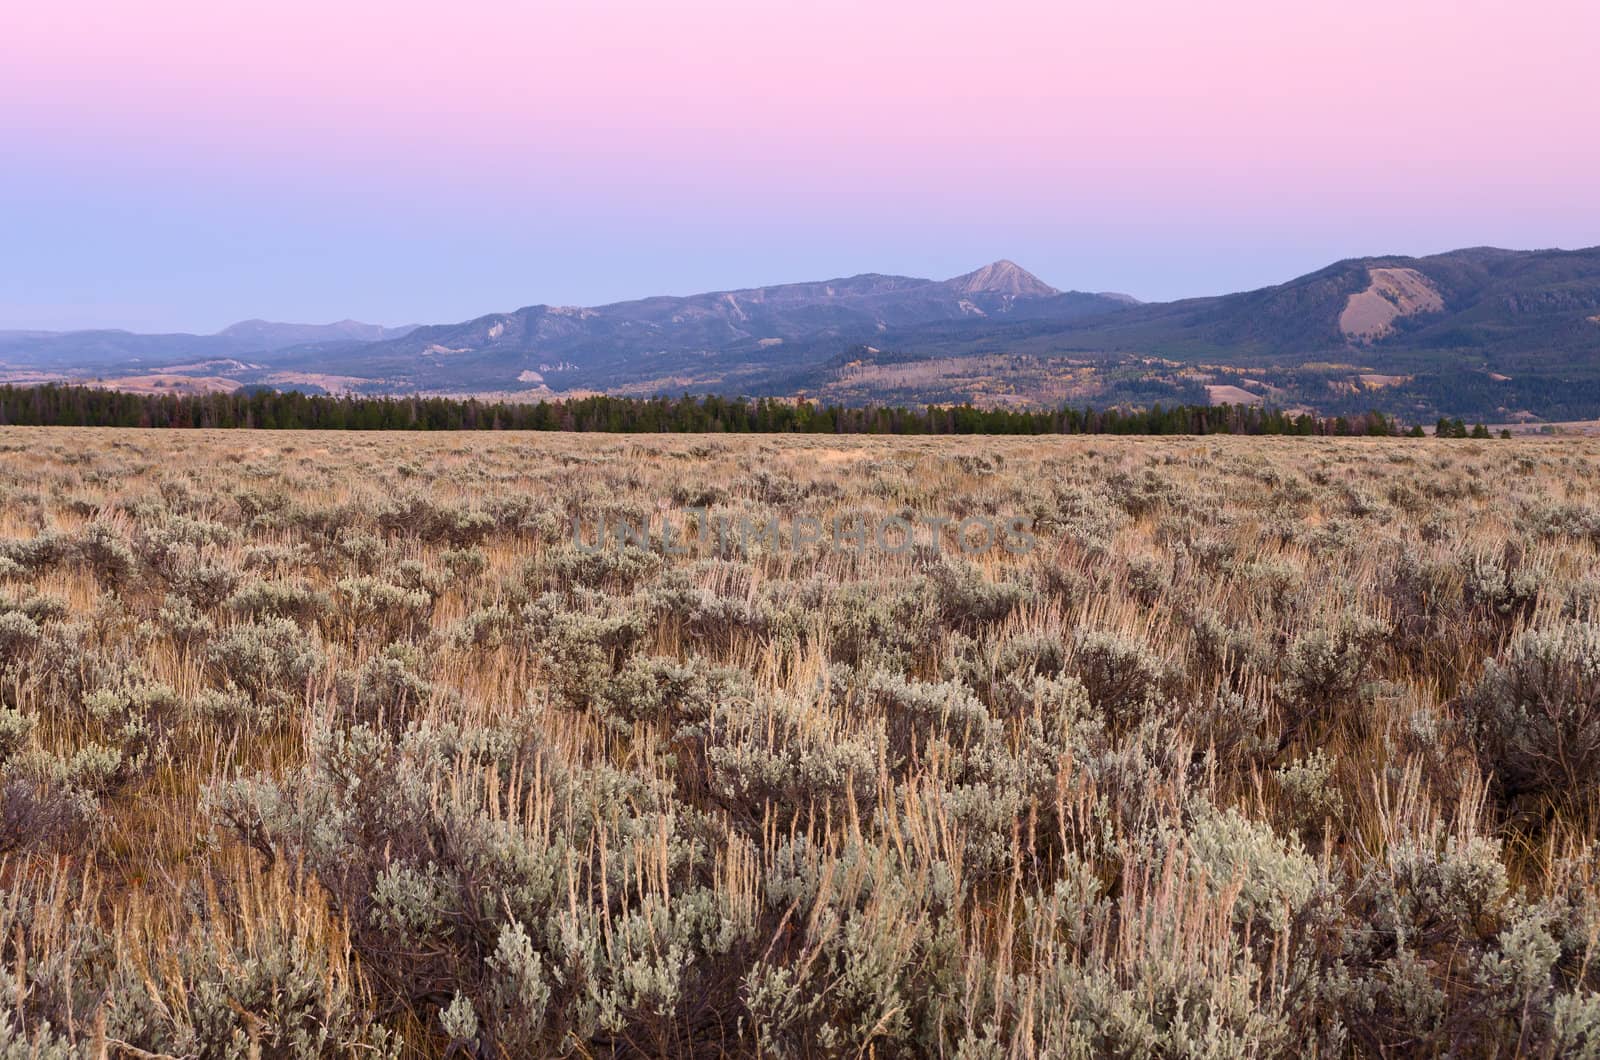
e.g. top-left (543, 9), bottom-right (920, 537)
top-left (3, 428), bottom-right (1600, 1057)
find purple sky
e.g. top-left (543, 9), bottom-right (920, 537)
top-left (4, 0), bottom-right (1598, 332)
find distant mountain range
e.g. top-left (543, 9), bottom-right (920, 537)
top-left (0, 319), bottom-right (417, 370)
top-left (263, 260), bottom-right (1134, 396)
top-left (5, 248), bottom-right (1600, 421)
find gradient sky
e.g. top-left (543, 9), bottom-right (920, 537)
top-left (3, 0), bottom-right (1598, 333)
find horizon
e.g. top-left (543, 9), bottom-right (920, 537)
top-left (5, 0), bottom-right (1598, 333)
top-left (9, 243), bottom-right (1600, 337)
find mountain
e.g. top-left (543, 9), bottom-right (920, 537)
top-left (216, 319), bottom-right (418, 349)
top-left (806, 246), bottom-right (1600, 419)
top-left (260, 261), bottom-right (1121, 394)
top-left (0, 319), bottom-right (417, 371)
top-left (4, 249), bottom-right (1600, 421)
top-left (924, 245), bottom-right (1600, 363)
top-left (946, 260), bottom-right (1060, 297)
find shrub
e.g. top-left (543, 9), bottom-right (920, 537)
top-left (1385, 548), bottom-right (1464, 650)
top-left (335, 642), bottom-right (448, 728)
top-left (522, 591), bottom-right (648, 708)
top-left (647, 575), bottom-right (770, 646)
top-left (0, 776), bottom-right (86, 853)
top-left (440, 545), bottom-right (488, 581)
top-left (1275, 749), bottom-right (1346, 846)
top-left (1189, 607), bottom-right (1271, 682)
top-left (1179, 800), bottom-right (1323, 932)
top-left (1184, 688), bottom-right (1277, 767)
top-left (0, 863), bottom-right (112, 1047)
top-left (0, 531), bottom-right (70, 575)
top-left (0, 706), bottom-right (33, 763)
top-left (1104, 468), bottom-right (1172, 518)
top-left (2, 526), bottom-right (140, 588)
top-left (1050, 484), bottom-right (1127, 551)
top-left (155, 593), bottom-right (216, 648)
top-left (205, 618), bottom-right (323, 710)
top-left (333, 525), bottom-right (387, 568)
top-left (132, 513), bottom-right (236, 578)
top-left (591, 653), bottom-right (748, 735)
top-left (1, 666), bottom-right (181, 807)
top-left (1519, 501), bottom-right (1600, 545)
top-left (1071, 630), bottom-right (1171, 722)
top-left (928, 559), bottom-right (1031, 629)
top-left (744, 468), bottom-right (806, 506)
top-left (104, 869), bottom-right (397, 1058)
top-left (73, 522), bottom-right (138, 588)
top-left (450, 602), bottom-right (520, 650)
top-left (866, 671), bottom-right (1000, 774)
top-left (227, 577), bottom-right (331, 627)
top-left (1329, 810), bottom-right (1575, 1052)
top-left (79, 670), bottom-right (178, 746)
top-left (703, 690), bottom-right (880, 828)
top-left (1462, 546), bottom-right (1544, 623)
top-left (820, 577), bottom-right (937, 671)
top-left (1460, 623), bottom-right (1600, 806)
top-left (13, 423), bottom-right (1600, 1056)
top-left (375, 494), bottom-right (495, 546)
top-left (0, 609), bottom-right (42, 672)
top-left (334, 576), bottom-right (434, 642)
top-left (1281, 614), bottom-right (1386, 716)
top-left (0, 854), bottom-right (392, 1057)
top-left (540, 543), bottom-right (662, 592)
top-left (212, 722), bottom-right (759, 1055)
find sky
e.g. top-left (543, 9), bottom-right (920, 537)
top-left (3, 0), bottom-right (1598, 333)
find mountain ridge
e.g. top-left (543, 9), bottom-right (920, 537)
top-left (217, 319), bottom-right (420, 347)
top-left (0, 318), bottom-right (418, 369)
top-left (4, 248), bottom-right (1600, 420)
top-left (264, 260), bottom-right (1115, 393)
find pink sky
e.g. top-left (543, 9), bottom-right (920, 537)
top-left (3, 0), bottom-right (1597, 331)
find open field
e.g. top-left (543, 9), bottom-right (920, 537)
top-left (6, 428), bottom-right (1600, 1056)
top-left (1496, 420), bottom-right (1600, 437)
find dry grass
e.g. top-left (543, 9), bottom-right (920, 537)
top-left (1205, 384), bottom-right (1265, 406)
top-left (3, 428), bottom-right (1600, 1056)
top-left (1339, 267), bottom-right (1446, 342)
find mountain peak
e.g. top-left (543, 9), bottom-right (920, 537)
top-left (945, 260), bottom-right (1059, 297)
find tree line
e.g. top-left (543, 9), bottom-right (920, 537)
top-left (0, 383), bottom-right (1461, 437)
